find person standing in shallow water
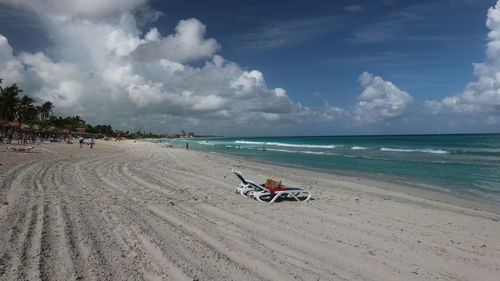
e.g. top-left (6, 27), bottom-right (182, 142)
top-left (186, 142), bottom-right (189, 150)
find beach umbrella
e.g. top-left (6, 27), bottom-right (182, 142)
top-left (20, 124), bottom-right (30, 131)
top-left (6, 121), bottom-right (21, 128)
top-left (43, 126), bottom-right (56, 133)
top-left (30, 124), bottom-right (41, 135)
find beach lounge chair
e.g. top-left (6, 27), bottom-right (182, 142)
top-left (232, 169), bottom-right (265, 196)
top-left (231, 169), bottom-right (312, 203)
top-left (250, 184), bottom-right (312, 203)
top-left (6, 146), bottom-right (36, 152)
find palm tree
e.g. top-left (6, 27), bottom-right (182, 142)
top-left (71, 115), bottom-right (85, 126)
top-left (18, 95), bottom-right (36, 122)
top-left (39, 101), bottom-right (54, 120)
top-left (0, 80), bottom-right (22, 121)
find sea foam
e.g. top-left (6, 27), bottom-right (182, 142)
top-left (235, 140), bottom-right (338, 149)
top-left (198, 141), bottom-right (216, 146)
top-left (380, 148), bottom-right (448, 154)
top-left (266, 148), bottom-right (326, 155)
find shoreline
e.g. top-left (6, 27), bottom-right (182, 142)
top-left (159, 135), bottom-right (500, 209)
top-left (165, 143), bottom-right (500, 215)
top-left (251, 157), bottom-right (500, 214)
top-left (187, 148), bottom-right (500, 216)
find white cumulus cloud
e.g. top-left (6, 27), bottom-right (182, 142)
top-left (426, 0), bottom-right (500, 117)
top-left (353, 72), bottom-right (414, 123)
top-left (0, 35), bottom-right (24, 85)
top-left (0, 0), bottom-right (153, 23)
top-left (0, 0), bottom-right (436, 135)
top-left (132, 19), bottom-right (220, 63)
top-left (0, 0), bottom-right (317, 135)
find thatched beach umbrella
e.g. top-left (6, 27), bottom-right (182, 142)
top-left (43, 126), bottom-right (56, 133)
top-left (6, 121), bottom-right (21, 128)
top-left (4, 121), bottom-right (21, 135)
top-left (20, 124), bottom-right (30, 131)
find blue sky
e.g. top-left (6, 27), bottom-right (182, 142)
top-left (0, 0), bottom-right (499, 136)
top-left (149, 1), bottom-right (490, 102)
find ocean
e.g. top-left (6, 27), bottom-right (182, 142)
top-left (162, 134), bottom-right (500, 204)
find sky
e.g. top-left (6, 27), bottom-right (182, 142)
top-left (0, 0), bottom-right (499, 136)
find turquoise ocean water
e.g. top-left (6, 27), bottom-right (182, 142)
top-left (163, 134), bottom-right (500, 204)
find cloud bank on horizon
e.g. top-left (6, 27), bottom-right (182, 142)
top-left (0, 0), bottom-right (499, 135)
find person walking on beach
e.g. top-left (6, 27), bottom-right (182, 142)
top-left (79, 136), bottom-right (84, 149)
top-left (6, 128), bottom-right (13, 144)
top-left (88, 137), bottom-right (95, 149)
top-left (21, 133), bottom-right (28, 145)
top-left (186, 142), bottom-right (189, 150)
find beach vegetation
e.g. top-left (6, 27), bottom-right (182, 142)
top-left (0, 79), bottom-right (116, 137)
top-left (0, 79), bottom-right (23, 121)
top-left (1, 79), bottom-right (209, 139)
top-left (39, 101), bottom-right (54, 121)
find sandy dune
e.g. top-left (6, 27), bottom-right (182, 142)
top-left (0, 140), bottom-right (499, 281)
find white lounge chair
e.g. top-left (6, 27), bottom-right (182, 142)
top-left (232, 169), bottom-right (265, 196)
top-left (232, 169), bottom-right (312, 203)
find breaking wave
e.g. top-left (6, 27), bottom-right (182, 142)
top-left (235, 141), bottom-right (338, 149)
top-left (380, 148), bottom-right (448, 154)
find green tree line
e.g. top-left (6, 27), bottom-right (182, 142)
top-left (0, 79), bottom-right (114, 135)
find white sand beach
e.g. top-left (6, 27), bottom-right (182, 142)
top-left (0, 140), bottom-right (499, 281)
